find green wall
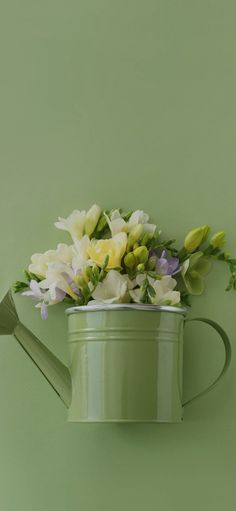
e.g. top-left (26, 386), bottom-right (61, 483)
top-left (0, 1), bottom-right (235, 510)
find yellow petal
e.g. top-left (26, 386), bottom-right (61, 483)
top-left (88, 233), bottom-right (127, 269)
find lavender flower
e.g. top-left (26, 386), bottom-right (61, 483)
top-left (149, 249), bottom-right (180, 276)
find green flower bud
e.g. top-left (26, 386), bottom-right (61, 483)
top-left (133, 245), bottom-right (149, 264)
top-left (210, 231), bottom-right (226, 249)
top-left (184, 225), bottom-right (210, 253)
top-left (141, 232), bottom-right (151, 246)
top-left (85, 266), bottom-right (95, 281)
top-left (124, 252), bottom-right (136, 269)
top-left (137, 263), bottom-right (145, 272)
top-left (147, 255), bottom-right (157, 270)
top-left (77, 275), bottom-right (88, 287)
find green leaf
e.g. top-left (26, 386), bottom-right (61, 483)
top-left (92, 266), bottom-right (100, 282)
top-left (147, 271), bottom-right (161, 279)
top-left (121, 210), bottom-right (132, 221)
top-left (180, 292), bottom-right (192, 307)
top-left (24, 270), bottom-right (41, 282)
top-left (12, 281), bottom-right (29, 293)
top-left (147, 284), bottom-right (156, 298)
top-left (102, 254), bottom-right (109, 270)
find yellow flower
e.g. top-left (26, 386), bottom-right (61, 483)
top-left (88, 233), bottom-right (127, 269)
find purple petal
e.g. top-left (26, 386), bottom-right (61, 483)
top-left (149, 249), bottom-right (180, 276)
top-left (54, 288), bottom-right (66, 301)
top-left (30, 280), bottom-right (43, 299)
top-left (40, 303), bottom-right (48, 320)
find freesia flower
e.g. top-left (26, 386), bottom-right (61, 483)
top-left (55, 209), bottom-right (87, 241)
top-left (181, 252), bottom-right (211, 295)
top-left (105, 209), bottom-right (157, 238)
top-left (29, 244), bottom-right (74, 278)
top-left (15, 204), bottom-right (235, 319)
top-left (39, 262), bottom-right (80, 301)
top-left (104, 210), bottom-right (127, 237)
top-left (128, 210), bottom-right (156, 236)
top-left (22, 280), bottom-right (65, 319)
top-left (55, 204), bottom-right (102, 241)
top-left (90, 270), bottom-right (132, 304)
top-left (149, 249), bottom-right (180, 276)
top-left (151, 276), bottom-right (180, 305)
top-left (129, 274), bottom-right (180, 306)
top-left (72, 235), bottom-right (92, 272)
top-left (87, 232), bottom-right (127, 269)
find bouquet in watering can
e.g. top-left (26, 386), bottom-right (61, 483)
top-left (13, 205), bottom-right (236, 319)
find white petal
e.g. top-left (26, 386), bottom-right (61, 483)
top-left (129, 288), bottom-right (143, 303)
top-left (129, 210), bottom-right (149, 225)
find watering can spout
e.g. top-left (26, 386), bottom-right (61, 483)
top-left (0, 290), bottom-right (71, 408)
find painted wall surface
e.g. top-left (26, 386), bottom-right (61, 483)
top-left (0, 2), bottom-right (235, 510)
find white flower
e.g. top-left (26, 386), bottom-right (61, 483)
top-left (150, 276), bottom-right (180, 305)
top-left (55, 209), bottom-right (87, 240)
top-left (22, 280), bottom-right (65, 320)
top-left (104, 210), bottom-right (127, 237)
top-left (90, 270), bottom-right (132, 304)
top-left (128, 210), bottom-right (157, 236)
top-left (72, 235), bottom-right (92, 272)
top-left (105, 209), bottom-right (157, 238)
top-left (54, 204), bottom-right (101, 241)
top-left (28, 244), bottom-right (74, 278)
top-left (56, 243), bottom-right (74, 264)
top-left (129, 274), bottom-right (180, 306)
top-left (40, 262), bottom-right (80, 301)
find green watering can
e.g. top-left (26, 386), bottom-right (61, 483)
top-left (0, 290), bottom-right (232, 422)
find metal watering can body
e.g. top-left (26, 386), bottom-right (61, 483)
top-left (0, 290), bottom-right (232, 423)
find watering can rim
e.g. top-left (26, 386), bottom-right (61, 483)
top-left (65, 304), bottom-right (187, 316)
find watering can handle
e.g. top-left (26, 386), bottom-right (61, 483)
top-left (183, 317), bottom-right (232, 406)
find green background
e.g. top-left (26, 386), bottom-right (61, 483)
top-left (0, 1), bottom-right (235, 510)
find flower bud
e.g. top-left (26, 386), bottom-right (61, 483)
top-left (85, 266), bottom-right (94, 280)
top-left (124, 252), bottom-right (136, 269)
top-left (127, 224), bottom-right (144, 250)
top-left (147, 255), bottom-right (157, 270)
top-left (85, 204), bottom-right (102, 236)
top-left (141, 232), bottom-right (151, 246)
top-left (210, 231), bottom-right (226, 249)
top-left (77, 275), bottom-right (88, 288)
top-left (137, 263), bottom-right (145, 272)
top-left (133, 246), bottom-right (148, 264)
top-left (184, 225), bottom-right (210, 253)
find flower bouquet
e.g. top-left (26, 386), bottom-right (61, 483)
top-left (13, 205), bottom-right (236, 319)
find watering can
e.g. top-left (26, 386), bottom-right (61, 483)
top-left (0, 289), bottom-right (231, 422)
